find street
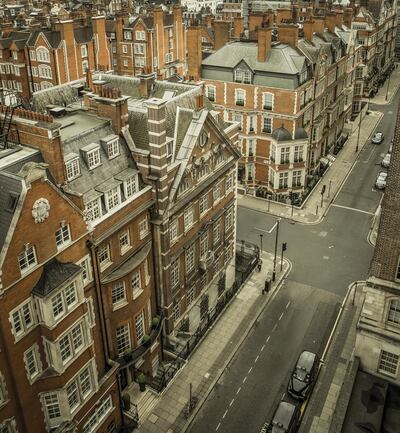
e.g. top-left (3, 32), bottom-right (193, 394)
top-left (187, 94), bottom-right (398, 433)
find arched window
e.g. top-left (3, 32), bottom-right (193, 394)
top-left (38, 65), bottom-right (52, 79)
top-left (36, 47), bottom-right (50, 63)
top-left (40, 81), bottom-right (53, 90)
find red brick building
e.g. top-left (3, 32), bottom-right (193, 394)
top-left (107, 5), bottom-right (186, 80)
top-left (0, 16), bottom-right (111, 101)
top-left (0, 151), bottom-right (122, 432)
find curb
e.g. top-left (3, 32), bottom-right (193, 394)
top-left (182, 258), bottom-right (292, 432)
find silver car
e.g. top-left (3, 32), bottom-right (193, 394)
top-left (381, 154), bottom-right (391, 168)
top-left (372, 132), bottom-right (384, 144)
top-left (375, 173), bottom-right (387, 190)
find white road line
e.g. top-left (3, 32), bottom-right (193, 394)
top-left (223, 410), bottom-right (228, 419)
top-left (243, 376), bottom-right (247, 384)
top-left (331, 203), bottom-right (375, 215)
top-left (282, 392), bottom-right (286, 400)
top-left (266, 336), bottom-right (270, 342)
top-left (255, 221), bottom-right (278, 234)
top-left (229, 399), bottom-right (235, 407)
top-left (261, 344), bottom-right (266, 352)
top-left (216, 422), bottom-right (221, 431)
top-left (286, 301), bottom-right (291, 309)
top-left (279, 312), bottom-right (284, 321)
top-left (272, 324), bottom-right (277, 332)
top-left (255, 355), bottom-right (259, 363)
top-left (236, 387), bottom-right (241, 395)
top-left (248, 366), bottom-right (253, 374)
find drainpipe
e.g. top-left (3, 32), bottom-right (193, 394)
top-left (26, 47), bottom-right (34, 99)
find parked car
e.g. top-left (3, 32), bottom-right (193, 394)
top-left (375, 172), bottom-right (387, 190)
top-left (288, 351), bottom-right (319, 400)
top-left (388, 141), bottom-right (393, 153)
top-left (267, 401), bottom-right (300, 433)
top-left (372, 132), bottom-right (384, 144)
top-left (381, 154), bottom-right (391, 168)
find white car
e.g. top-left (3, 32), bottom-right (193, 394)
top-left (372, 132), bottom-right (384, 144)
top-left (381, 154), bottom-right (391, 168)
top-left (375, 173), bottom-right (387, 190)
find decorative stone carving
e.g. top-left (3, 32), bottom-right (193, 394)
top-left (32, 198), bottom-right (50, 223)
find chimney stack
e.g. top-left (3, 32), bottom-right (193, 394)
top-left (343, 8), bottom-right (353, 28)
top-left (213, 20), bottom-right (231, 50)
top-left (277, 24), bottom-right (299, 48)
top-left (92, 16), bottom-right (110, 71)
top-left (325, 12), bottom-right (336, 33)
top-left (313, 17), bottom-right (325, 34)
top-left (335, 10), bottom-right (344, 28)
top-left (249, 13), bottom-right (265, 32)
top-left (257, 27), bottom-right (272, 62)
top-left (276, 7), bottom-right (292, 25)
top-left (139, 73), bottom-right (156, 98)
top-left (187, 26), bottom-right (202, 81)
top-left (233, 16), bottom-right (244, 39)
top-left (303, 19), bottom-right (314, 44)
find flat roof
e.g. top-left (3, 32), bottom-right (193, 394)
top-left (57, 111), bottom-right (108, 141)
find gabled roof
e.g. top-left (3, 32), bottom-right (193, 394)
top-left (74, 26), bottom-right (93, 43)
top-left (26, 30), bottom-right (61, 48)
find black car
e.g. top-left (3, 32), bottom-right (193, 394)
top-left (288, 351), bottom-right (319, 400)
top-left (267, 401), bottom-right (300, 433)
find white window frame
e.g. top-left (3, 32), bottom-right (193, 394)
top-left (378, 350), bottom-right (399, 376)
top-left (124, 175), bottom-right (138, 198)
top-left (206, 85), bottom-right (216, 102)
top-left (235, 89), bottom-right (245, 106)
top-left (116, 324), bottom-right (131, 356)
top-left (185, 245), bottom-right (195, 274)
top-left (119, 230), bottom-right (131, 255)
top-left (66, 362), bottom-right (94, 413)
top-left (263, 116), bottom-right (272, 133)
top-left (263, 92), bottom-right (274, 110)
top-left (139, 216), bottom-right (149, 239)
top-left (10, 299), bottom-right (36, 339)
top-left (105, 186), bottom-right (121, 211)
top-left (81, 45), bottom-right (88, 58)
top-left (65, 158), bottom-right (80, 180)
top-left (213, 182), bottom-right (221, 204)
top-left (58, 321), bottom-right (86, 366)
top-left (85, 197), bottom-right (102, 221)
top-left (199, 194), bottom-right (208, 216)
top-left (136, 31), bottom-right (146, 40)
top-left (98, 244), bottom-right (111, 270)
top-left (225, 207), bottom-right (234, 232)
top-left (112, 281), bottom-right (126, 307)
top-left (184, 206), bottom-right (194, 231)
top-left (135, 312), bottom-right (145, 343)
top-left (87, 148), bottom-right (101, 169)
top-left (170, 219), bottom-right (178, 245)
top-left (78, 256), bottom-right (92, 286)
top-left (170, 258), bottom-right (180, 288)
top-left (50, 281), bottom-right (78, 321)
top-left (132, 270), bottom-right (143, 298)
top-left (24, 344), bottom-right (41, 381)
top-left (55, 223), bottom-right (71, 249)
top-left (387, 299), bottom-right (400, 325)
top-left (18, 245), bottom-right (37, 273)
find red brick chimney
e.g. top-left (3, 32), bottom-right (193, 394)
top-left (233, 16), bottom-right (244, 39)
top-left (313, 17), bottom-right (325, 34)
top-left (204, 14), bottom-right (212, 28)
top-left (277, 24), bottom-right (299, 48)
top-left (325, 12), bottom-right (336, 33)
top-left (276, 7), bottom-right (292, 25)
top-left (213, 20), bottom-right (231, 50)
top-left (249, 13), bottom-right (264, 32)
top-left (292, 4), bottom-right (299, 23)
top-left (138, 73), bottom-right (155, 98)
top-left (187, 26), bottom-right (202, 81)
top-left (303, 19), bottom-right (314, 44)
top-left (343, 8), bottom-right (353, 28)
top-left (92, 16), bottom-right (110, 71)
top-left (306, 6), bottom-right (314, 20)
top-left (54, 20), bottom-right (78, 80)
top-left (335, 10), bottom-right (344, 28)
top-left (258, 27), bottom-right (272, 62)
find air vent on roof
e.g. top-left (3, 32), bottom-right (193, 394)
top-left (49, 106), bottom-right (66, 117)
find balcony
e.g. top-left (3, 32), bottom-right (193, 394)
top-left (263, 105), bottom-right (272, 111)
top-left (117, 312), bottom-right (164, 367)
top-left (236, 100), bottom-right (244, 106)
top-left (294, 158), bottom-right (304, 163)
top-left (280, 159), bottom-right (290, 165)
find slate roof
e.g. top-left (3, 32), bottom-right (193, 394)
top-left (294, 127), bottom-right (308, 139)
top-left (0, 171), bottom-right (23, 254)
top-left (32, 258), bottom-right (81, 297)
top-left (272, 126), bottom-right (292, 141)
top-left (202, 41), bottom-right (307, 75)
top-left (74, 27), bottom-right (93, 43)
top-left (26, 30), bottom-right (61, 48)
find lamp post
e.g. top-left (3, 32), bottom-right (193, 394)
top-left (259, 234), bottom-right (263, 253)
top-left (385, 72), bottom-right (391, 101)
top-left (272, 218), bottom-right (281, 282)
top-left (355, 107), bottom-right (363, 153)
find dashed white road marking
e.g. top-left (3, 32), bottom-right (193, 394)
top-left (261, 344), bottom-right (266, 352)
top-left (243, 376), bottom-right (247, 384)
top-left (255, 355), bottom-right (259, 363)
top-left (223, 410), bottom-right (228, 419)
top-left (248, 366), bottom-right (253, 374)
top-left (286, 301), bottom-right (291, 309)
top-left (272, 324), bottom-right (277, 332)
top-left (331, 203), bottom-right (375, 215)
top-left (266, 336), bottom-right (270, 342)
top-left (279, 312), bottom-right (284, 321)
top-left (236, 387), bottom-right (241, 395)
top-left (216, 422), bottom-right (221, 431)
top-left (229, 399), bottom-right (235, 407)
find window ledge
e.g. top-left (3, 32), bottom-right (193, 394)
top-left (120, 245), bottom-right (132, 256)
top-left (112, 300), bottom-right (129, 311)
top-left (133, 288), bottom-right (144, 300)
top-left (100, 261), bottom-right (113, 272)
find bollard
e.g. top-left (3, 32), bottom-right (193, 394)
top-left (316, 205), bottom-right (319, 216)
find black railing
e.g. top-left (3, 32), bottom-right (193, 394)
top-left (236, 100), bottom-right (244, 106)
top-left (150, 244), bottom-right (258, 394)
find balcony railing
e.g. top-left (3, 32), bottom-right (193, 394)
top-left (236, 100), bottom-right (244, 106)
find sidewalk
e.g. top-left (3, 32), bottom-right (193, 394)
top-left (238, 109), bottom-right (383, 224)
top-left (299, 283), bottom-right (365, 433)
top-left (133, 251), bottom-right (290, 433)
top-left (371, 62), bottom-right (400, 105)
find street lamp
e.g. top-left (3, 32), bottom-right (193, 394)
top-left (355, 105), bottom-right (363, 153)
top-left (259, 234), bottom-right (263, 253)
top-left (385, 72), bottom-right (391, 101)
top-left (272, 218), bottom-right (281, 282)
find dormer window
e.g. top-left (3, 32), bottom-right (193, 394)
top-left (87, 149), bottom-right (101, 169)
top-left (81, 143), bottom-right (101, 169)
top-left (107, 139), bottom-right (120, 159)
top-left (234, 69), bottom-right (252, 84)
top-left (65, 154), bottom-right (80, 181)
top-left (105, 185), bottom-right (121, 211)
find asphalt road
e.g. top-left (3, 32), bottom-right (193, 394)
top-left (188, 93), bottom-right (399, 433)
